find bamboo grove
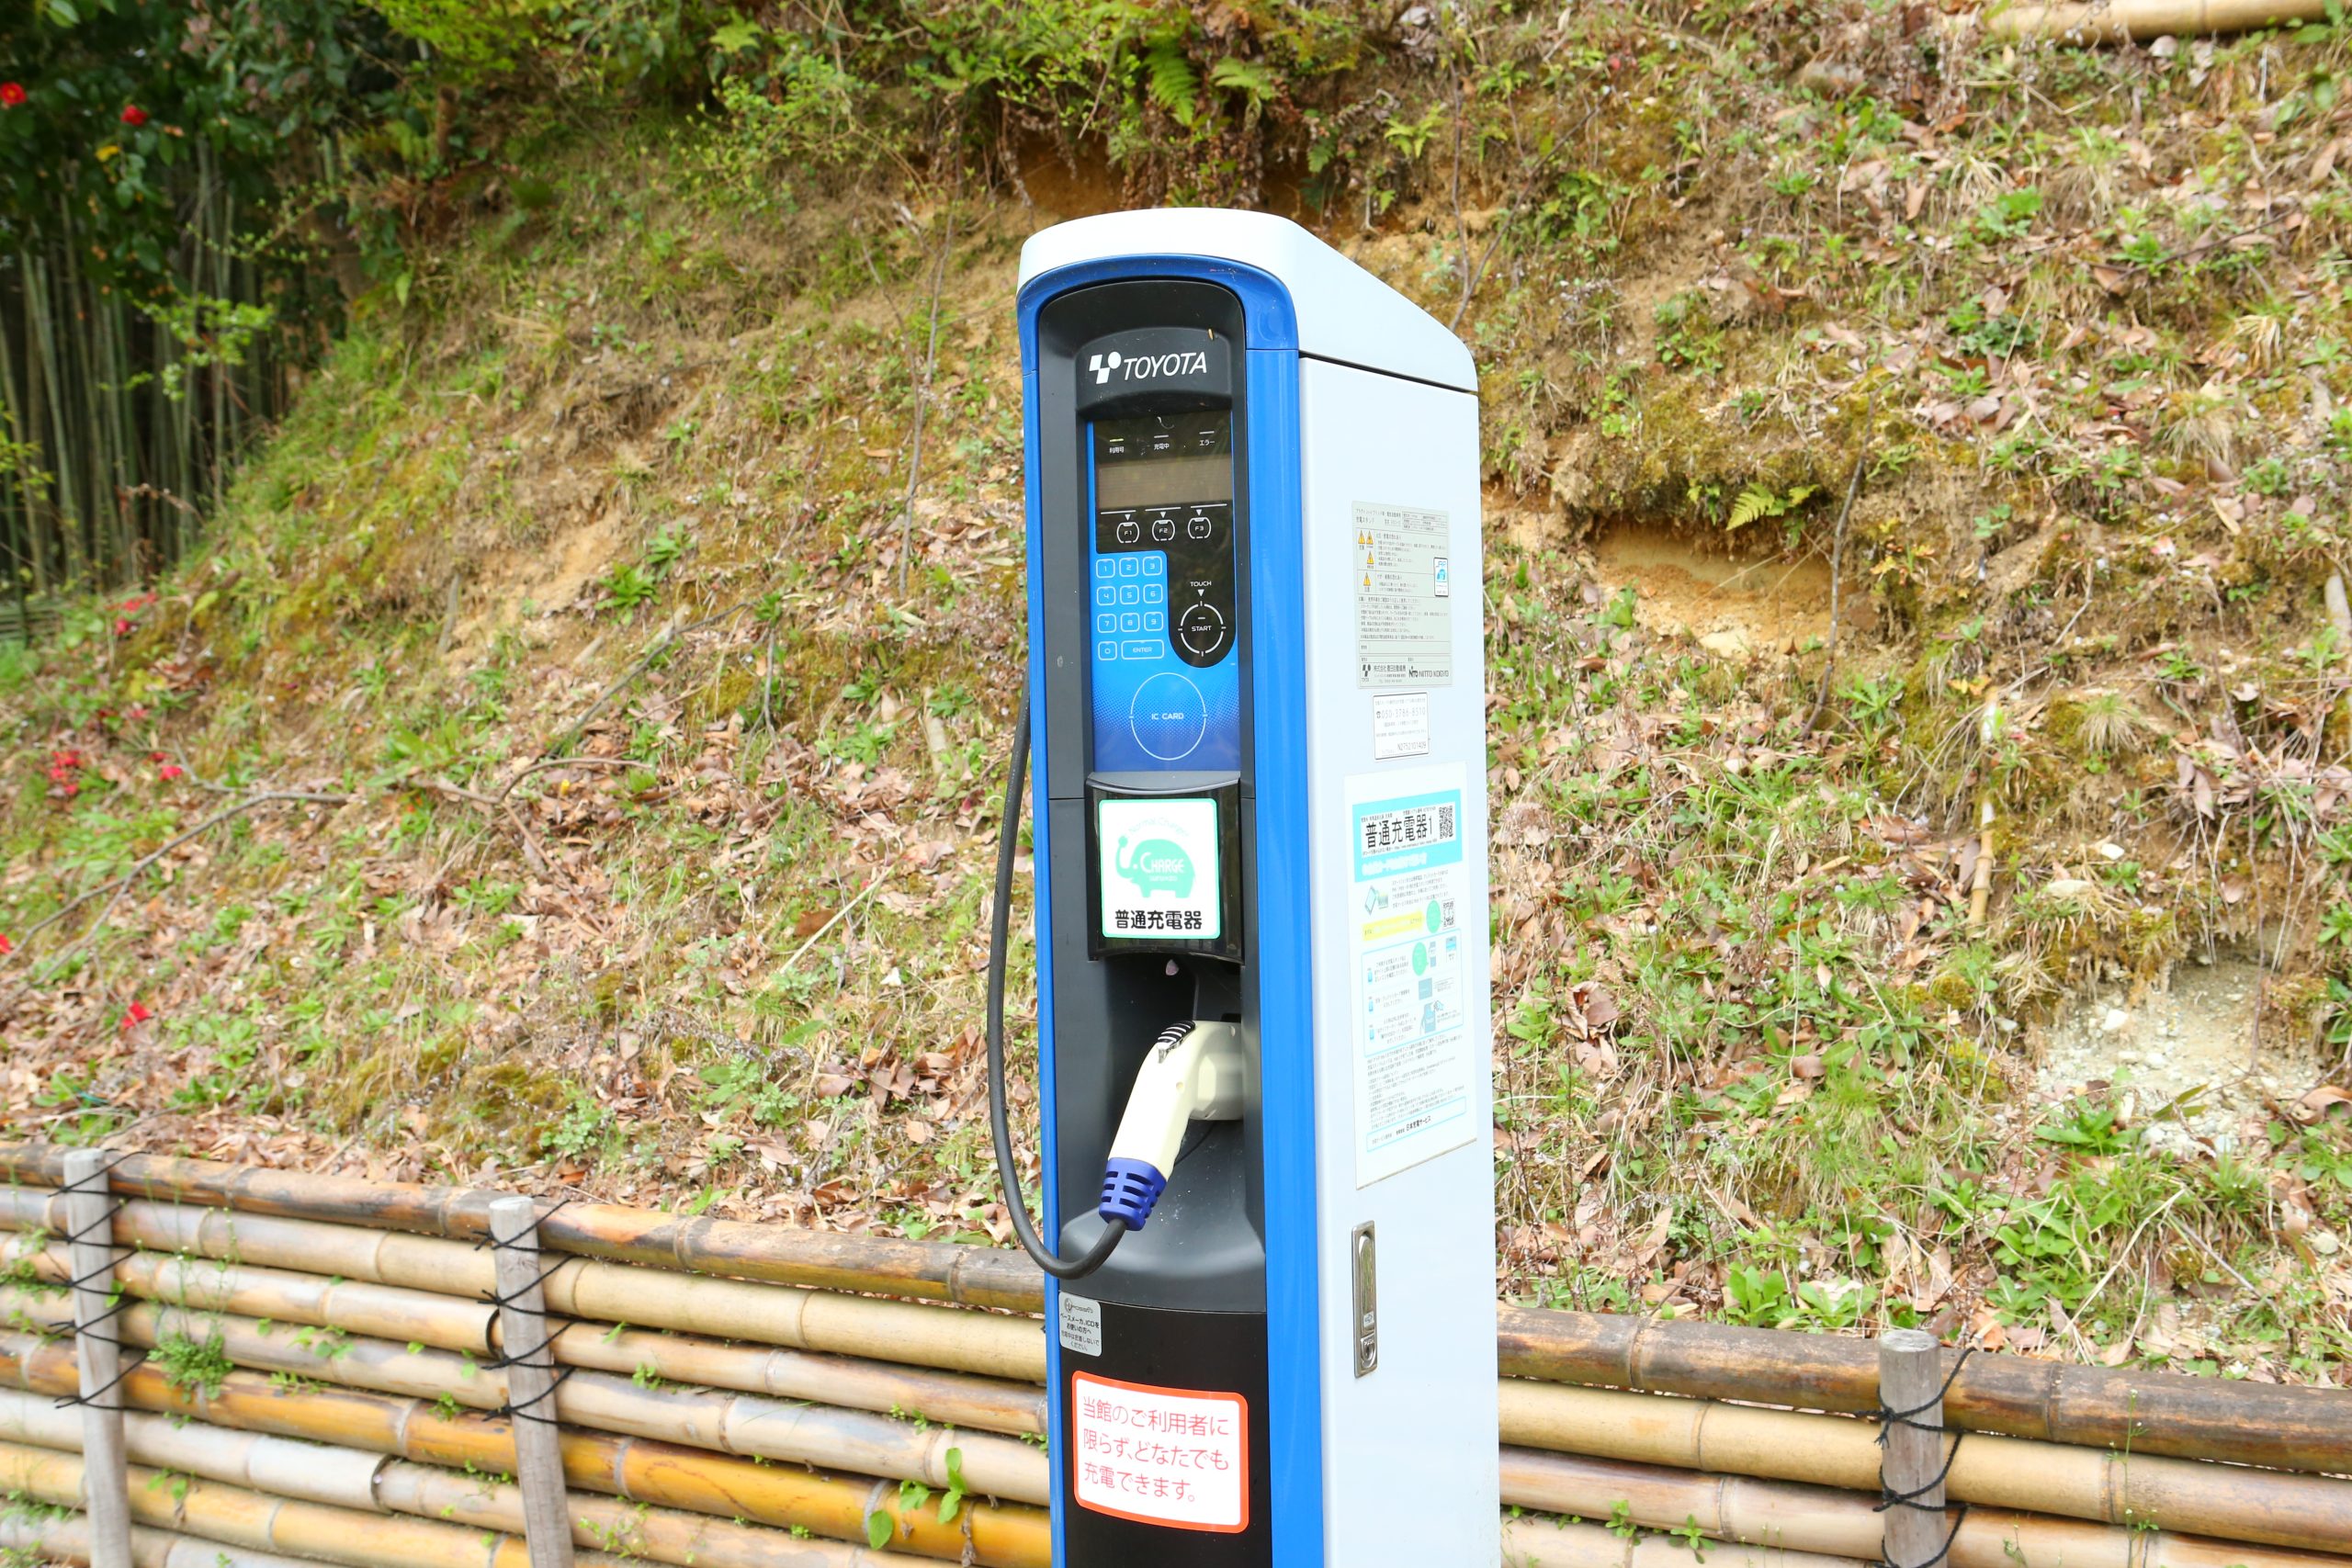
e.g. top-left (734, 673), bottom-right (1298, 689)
top-left (0, 0), bottom-right (402, 642)
top-left (1, 165), bottom-right (295, 637)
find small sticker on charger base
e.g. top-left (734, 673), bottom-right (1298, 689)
top-left (1058, 1292), bottom-right (1102, 1357)
top-left (1372, 691), bottom-right (1430, 760)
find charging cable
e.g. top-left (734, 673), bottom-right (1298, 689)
top-left (987, 694), bottom-right (1129, 1280)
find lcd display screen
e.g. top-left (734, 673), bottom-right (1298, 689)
top-left (1094, 412), bottom-right (1232, 510)
top-left (1097, 454), bottom-right (1231, 510)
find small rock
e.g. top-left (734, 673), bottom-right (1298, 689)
top-left (1792, 60), bottom-right (1866, 96)
top-left (2100, 1007), bottom-right (2131, 1033)
top-left (2097, 840), bottom-right (2127, 861)
top-left (2047, 877), bottom-right (2099, 903)
top-left (1700, 628), bottom-right (1751, 660)
top-left (2310, 1229), bottom-right (2342, 1258)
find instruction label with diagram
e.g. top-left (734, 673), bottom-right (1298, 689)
top-left (1071, 1372), bottom-right (1249, 1532)
top-left (1346, 763), bottom-right (1474, 1186)
top-left (1353, 502), bottom-right (1454, 688)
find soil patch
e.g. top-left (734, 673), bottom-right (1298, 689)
top-left (2035, 958), bottom-right (2328, 1158)
top-left (1592, 521), bottom-right (1837, 659)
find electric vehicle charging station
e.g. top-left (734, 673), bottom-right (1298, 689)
top-left (984, 209), bottom-right (1498, 1567)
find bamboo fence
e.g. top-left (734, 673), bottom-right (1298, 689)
top-left (0, 1333), bottom-right (1049, 1568)
top-left (0, 1148), bottom-right (2340, 1568)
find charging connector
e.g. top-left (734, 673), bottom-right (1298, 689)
top-left (1099, 1021), bottom-right (1244, 1229)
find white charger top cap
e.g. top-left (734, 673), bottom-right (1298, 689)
top-left (1019, 208), bottom-right (1476, 394)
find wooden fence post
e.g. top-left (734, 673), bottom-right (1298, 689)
top-left (60, 1149), bottom-right (130, 1568)
top-left (489, 1195), bottom-right (577, 1568)
top-left (1878, 1328), bottom-right (1950, 1568)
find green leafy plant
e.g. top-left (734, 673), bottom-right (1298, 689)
top-left (1727, 483), bottom-right (1817, 532)
top-left (151, 1325), bottom-right (234, 1399)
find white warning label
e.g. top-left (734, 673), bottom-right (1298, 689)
top-left (1071, 1372), bottom-right (1249, 1533)
top-left (1353, 502), bottom-right (1454, 689)
top-left (1371, 691), bottom-right (1430, 759)
top-left (1057, 1292), bottom-right (1102, 1358)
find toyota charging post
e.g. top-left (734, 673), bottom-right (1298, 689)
top-left (985, 210), bottom-right (1498, 1567)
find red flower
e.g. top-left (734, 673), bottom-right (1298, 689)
top-left (158, 763), bottom-right (185, 781)
top-left (0, 85), bottom-right (24, 109)
top-left (120, 1001), bottom-right (153, 1031)
top-left (119, 105), bottom-right (147, 127)
top-left (0, 935), bottom-right (14, 956)
top-left (113, 618), bottom-right (133, 637)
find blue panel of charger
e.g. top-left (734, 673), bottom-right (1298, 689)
top-left (1086, 412), bottom-right (1241, 773)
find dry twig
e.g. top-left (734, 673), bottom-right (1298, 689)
top-left (1804, 387), bottom-right (1877, 732)
top-left (895, 201), bottom-right (958, 597)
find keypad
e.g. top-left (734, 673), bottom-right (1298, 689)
top-left (1090, 542), bottom-right (1191, 662)
top-left (1092, 502), bottom-right (1233, 671)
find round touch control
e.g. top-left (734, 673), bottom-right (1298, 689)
top-left (1176, 601), bottom-right (1228, 660)
top-left (1130, 672), bottom-right (1208, 761)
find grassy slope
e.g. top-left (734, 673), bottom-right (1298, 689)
top-left (3, 6), bottom-right (2348, 1382)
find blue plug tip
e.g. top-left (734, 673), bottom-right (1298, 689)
top-left (1099, 1157), bottom-right (1167, 1229)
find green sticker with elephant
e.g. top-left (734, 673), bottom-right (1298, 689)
top-left (1098, 796), bottom-right (1220, 941)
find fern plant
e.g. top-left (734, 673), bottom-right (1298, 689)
top-left (1726, 482), bottom-right (1818, 531)
top-left (1208, 58), bottom-right (1280, 114)
top-left (1145, 39), bottom-right (1201, 127)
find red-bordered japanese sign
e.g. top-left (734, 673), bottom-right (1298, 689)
top-left (1070, 1371), bottom-right (1249, 1532)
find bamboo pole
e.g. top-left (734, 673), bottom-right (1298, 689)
top-left (61, 1150), bottom-right (131, 1568)
top-left (1495, 1380), bottom-right (2352, 1553)
top-left (0, 1440), bottom-right (640, 1568)
top-left (1879, 1330), bottom-right (1951, 1568)
top-left (0, 1332), bottom-right (1051, 1568)
top-left (0, 1190), bottom-right (1046, 1382)
top-left (0, 1510), bottom-right (341, 1568)
top-left (0, 1388), bottom-right (913, 1568)
top-left (489, 1197), bottom-right (577, 1568)
top-left (0, 1150), bottom-right (1039, 1311)
top-left (373, 1457), bottom-right (906, 1568)
top-left (7, 1239), bottom-right (1044, 1435)
top-left (1498, 1449), bottom-right (2352, 1568)
top-left (0, 1389), bottom-right (388, 1508)
top-left (1985, 0), bottom-right (2331, 42)
top-left (0, 1288), bottom-right (1051, 1508)
top-left (1493, 1307), bottom-right (2351, 1476)
top-left (1499, 1517), bottom-right (1867, 1568)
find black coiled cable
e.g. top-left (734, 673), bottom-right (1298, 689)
top-left (986, 694), bottom-right (1129, 1280)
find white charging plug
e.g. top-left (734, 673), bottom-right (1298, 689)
top-left (1096, 1021), bottom-right (1245, 1228)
